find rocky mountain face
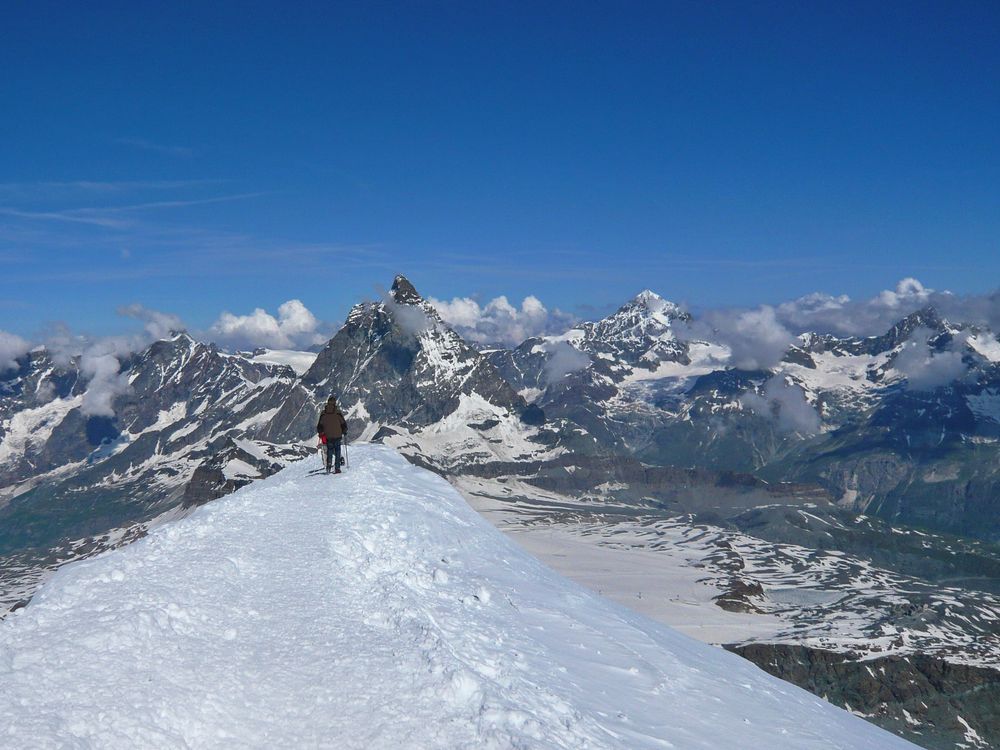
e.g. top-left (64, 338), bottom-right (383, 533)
top-left (728, 644), bottom-right (1000, 750)
top-left (491, 294), bottom-right (1000, 541)
top-left (0, 276), bottom-right (571, 613)
top-left (264, 276), bottom-right (531, 441)
top-left (0, 333), bottom-right (310, 612)
top-left (3, 274), bottom-right (1000, 749)
top-left (477, 294), bottom-right (1000, 749)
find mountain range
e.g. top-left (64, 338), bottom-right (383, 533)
top-left (2, 274), bottom-right (999, 749)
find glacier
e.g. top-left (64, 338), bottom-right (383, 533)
top-left (0, 444), bottom-right (916, 749)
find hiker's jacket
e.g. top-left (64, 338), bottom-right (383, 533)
top-left (317, 403), bottom-right (348, 440)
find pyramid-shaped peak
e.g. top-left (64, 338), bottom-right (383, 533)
top-left (884, 305), bottom-right (947, 341)
top-left (632, 289), bottom-right (667, 307)
top-left (147, 331), bottom-right (196, 353)
top-left (390, 275), bottom-right (423, 305)
top-left (625, 290), bottom-right (687, 319)
top-left (167, 330), bottom-right (196, 345)
top-left (902, 305), bottom-right (943, 327)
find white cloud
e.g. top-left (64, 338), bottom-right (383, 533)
top-left (877, 277), bottom-right (931, 308)
top-left (42, 324), bottom-right (91, 368)
top-left (276, 300), bottom-right (319, 338)
top-left (693, 306), bottom-right (794, 371)
top-left (770, 277), bottom-right (999, 338)
top-left (80, 353), bottom-right (131, 417)
top-left (383, 294), bottom-right (432, 338)
top-left (776, 292), bottom-right (851, 331)
top-left (209, 300), bottom-right (325, 351)
top-left (542, 341), bottom-right (591, 383)
top-left (741, 378), bottom-right (821, 435)
top-left (117, 303), bottom-right (184, 340)
top-left (0, 330), bottom-right (31, 372)
top-left (429, 297), bottom-right (482, 329)
top-left (78, 339), bottom-right (134, 417)
top-left (57, 306), bottom-right (187, 417)
top-left (428, 294), bottom-right (576, 346)
top-left (891, 329), bottom-right (970, 391)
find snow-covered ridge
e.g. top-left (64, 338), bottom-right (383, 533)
top-left (0, 445), bottom-right (914, 749)
top-left (248, 348), bottom-right (318, 376)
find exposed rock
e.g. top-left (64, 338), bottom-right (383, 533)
top-left (727, 643), bottom-right (1000, 750)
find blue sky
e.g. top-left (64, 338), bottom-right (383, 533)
top-left (1, 1), bottom-right (998, 341)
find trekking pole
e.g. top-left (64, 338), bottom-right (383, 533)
top-left (318, 439), bottom-right (325, 469)
top-left (344, 435), bottom-right (349, 469)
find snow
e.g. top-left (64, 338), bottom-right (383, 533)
top-left (966, 390), bottom-right (1000, 425)
top-left (383, 391), bottom-right (566, 472)
top-left (232, 438), bottom-right (279, 462)
top-left (249, 349), bottom-right (318, 375)
top-left (779, 351), bottom-right (887, 394)
top-left (230, 405), bottom-right (281, 432)
top-left (168, 420), bottom-right (201, 441)
top-left (0, 445), bottom-right (915, 749)
top-left (956, 715), bottom-right (988, 748)
top-left (519, 386), bottom-right (544, 402)
top-left (456, 477), bottom-right (1000, 670)
top-left (505, 521), bottom-right (785, 645)
top-left (143, 402), bottom-right (188, 433)
top-left (966, 333), bottom-right (1000, 363)
top-left (0, 395), bottom-right (83, 467)
top-left (620, 341), bottom-right (726, 385)
top-left (221, 458), bottom-right (259, 480)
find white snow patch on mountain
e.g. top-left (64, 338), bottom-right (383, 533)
top-left (0, 445), bottom-right (916, 749)
top-left (967, 333), bottom-right (1000, 363)
top-left (0, 395), bottom-right (83, 467)
top-left (249, 348), bottom-right (318, 375)
top-left (966, 390), bottom-right (1000, 425)
top-left (221, 458), bottom-right (259, 480)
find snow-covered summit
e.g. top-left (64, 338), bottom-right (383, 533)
top-left (630, 289), bottom-right (687, 318)
top-left (0, 444), bottom-right (915, 749)
top-left (591, 289), bottom-right (689, 342)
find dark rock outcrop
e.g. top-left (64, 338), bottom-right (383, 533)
top-left (728, 643), bottom-right (1000, 750)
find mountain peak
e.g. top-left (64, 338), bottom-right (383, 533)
top-left (633, 289), bottom-right (663, 304)
top-left (623, 289), bottom-right (687, 321)
top-left (390, 275), bottom-right (423, 305)
top-left (901, 305), bottom-right (944, 330)
top-left (167, 331), bottom-right (196, 346)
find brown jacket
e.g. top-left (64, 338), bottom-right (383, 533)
top-left (317, 401), bottom-right (348, 439)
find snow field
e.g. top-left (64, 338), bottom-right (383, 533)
top-left (0, 445), bottom-right (916, 749)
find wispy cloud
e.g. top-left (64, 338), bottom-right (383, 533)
top-left (0, 226), bottom-right (390, 284)
top-left (0, 192), bottom-right (270, 230)
top-left (116, 136), bottom-right (194, 158)
top-left (0, 206), bottom-right (132, 229)
top-left (0, 179), bottom-right (225, 198)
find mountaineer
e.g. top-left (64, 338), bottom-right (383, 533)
top-left (316, 396), bottom-right (348, 474)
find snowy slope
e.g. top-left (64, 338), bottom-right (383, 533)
top-left (0, 445), bottom-right (915, 750)
top-left (249, 348), bottom-right (318, 375)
